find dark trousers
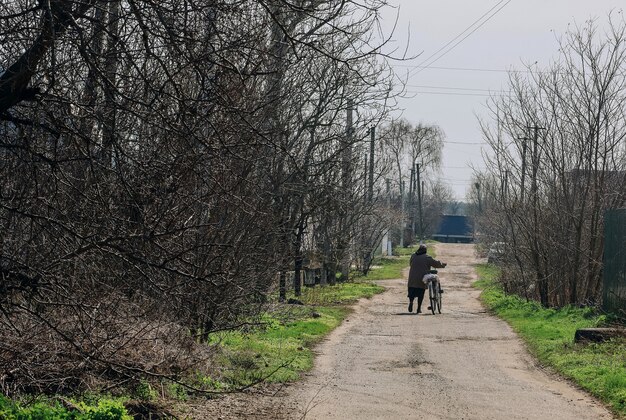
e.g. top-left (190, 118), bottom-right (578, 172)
top-left (408, 287), bottom-right (426, 309)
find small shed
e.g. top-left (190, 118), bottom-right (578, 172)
top-left (432, 215), bottom-right (474, 243)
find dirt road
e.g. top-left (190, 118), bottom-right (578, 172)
top-left (284, 243), bottom-right (611, 419)
top-left (190, 243), bottom-right (612, 419)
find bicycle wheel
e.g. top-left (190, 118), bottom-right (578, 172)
top-left (428, 283), bottom-right (436, 315)
top-left (437, 283), bottom-right (442, 314)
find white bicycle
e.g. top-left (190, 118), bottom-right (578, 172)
top-left (423, 270), bottom-right (443, 315)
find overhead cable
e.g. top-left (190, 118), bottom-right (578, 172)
top-left (407, 0), bottom-right (513, 78)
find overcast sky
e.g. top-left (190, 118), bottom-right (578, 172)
top-left (379, 0), bottom-right (624, 200)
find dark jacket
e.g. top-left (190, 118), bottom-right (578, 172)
top-left (408, 249), bottom-right (445, 289)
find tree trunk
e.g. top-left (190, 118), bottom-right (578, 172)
top-left (279, 271), bottom-right (286, 302)
top-left (294, 233), bottom-right (303, 296)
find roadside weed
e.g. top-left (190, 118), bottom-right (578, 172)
top-left (0, 395), bottom-right (132, 419)
top-left (208, 306), bottom-right (348, 387)
top-left (206, 271), bottom-right (386, 389)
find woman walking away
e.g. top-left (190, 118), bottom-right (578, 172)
top-left (407, 244), bottom-right (447, 314)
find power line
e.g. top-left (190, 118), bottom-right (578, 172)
top-left (404, 90), bottom-right (511, 97)
top-left (443, 140), bottom-right (487, 145)
top-left (439, 176), bottom-right (474, 182)
top-left (439, 179), bottom-right (474, 185)
top-left (441, 165), bottom-right (486, 169)
top-left (407, 0), bottom-right (507, 77)
top-left (396, 64), bottom-right (532, 73)
top-left (406, 84), bottom-right (509, 93)
top-left (412, 0), bottom-right (513, 77)
top-left (396, 64), bottom-right (560, 75)
top-left (408, 0), bottom-right (513, 79)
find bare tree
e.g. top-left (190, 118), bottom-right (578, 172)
top-left (379, 118), bottom-right (445, 247)
top-left (474, 15), bottom-right (626, 307)
top-left (0, 0), bottom-right (399, 394)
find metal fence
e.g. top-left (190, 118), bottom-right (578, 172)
top-left (603, 209), bottom-right (626, 317)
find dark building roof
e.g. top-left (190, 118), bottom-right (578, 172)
top-left (434, 215), bottom-right (474, 238)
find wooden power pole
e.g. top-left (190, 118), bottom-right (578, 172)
top-left (416, 163), bottom-right (424, 242)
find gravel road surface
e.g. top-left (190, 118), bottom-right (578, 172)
top-left (286, 243), bottom-right (611, 419)
top-left (188, 243), bottom-right (612, 419)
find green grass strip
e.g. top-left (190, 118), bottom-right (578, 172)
top-left (208, 281), bottom-right (385, 389)
top-left (474, 264), bottom-right (626, 417)
top-left (209, 306), bottom-right (348, 386)
top-left (294, 281), bottom-right (384, 305)
top-left (352, 255), bottom-right (410, 281)
top-left (0, 394), bottom-right (132, 420)
top-left (352, 244), bottom-right (425, 281)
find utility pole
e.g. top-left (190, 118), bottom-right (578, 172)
top-left (527, 124), bottom-right (544, 229)
top-left (474, 182), bottom-right (482, 240)
top-left (386, 178), bottom-right (391, 207)
top-left (503, 170), bottom-right (509, 200)
top-left (409, 165), bottom-right (415, 240)
top-left (385, 178), bottom-right (391, 255)
top-left (529, 125), bottom-right (543, 207)
top-left (363, 154), bottom-right (368, 204)
top-left (361, 126), bottom-right (375, 272)
top-left (420, 180), bottom-right (425, 240)
top-left (518, 136), bottom-right (529, 203)
top-left (368, 126), bottom-right (375, 203)
top-left (528, 124), bottom-right (546, 305)
top-left (338, 99), bottom-right (354, 283)
top-left (342, 99), bottom-right (354, 201)
top-left (400, 180), bottom-right (405, 248)
top-left (416, 163), bottom-right (424, 242)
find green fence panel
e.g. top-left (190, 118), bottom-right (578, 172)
top-left (603, 209), bottom-right (626, 317)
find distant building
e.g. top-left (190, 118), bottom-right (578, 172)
top-left (432, 215), bottom-right (474, 243)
